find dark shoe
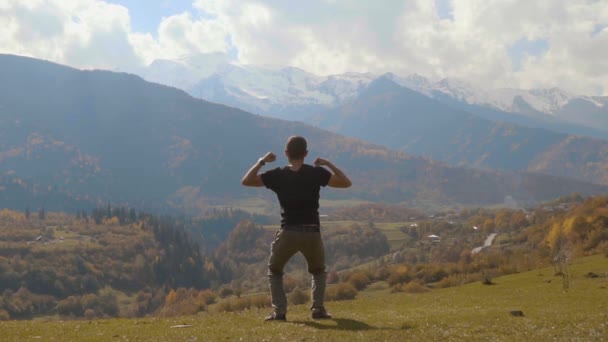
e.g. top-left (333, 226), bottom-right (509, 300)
top-left (264, 312), bottom-right (286, 321)
top-left (312, 308), bottom-right (332, 319)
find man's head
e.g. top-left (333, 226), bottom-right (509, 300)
top-left (285, 136), bottom-right (308, 161)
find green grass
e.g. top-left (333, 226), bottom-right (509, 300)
top-left (318, 199), bottom-right (373, 209)
top-left (2, 255), bottom-right (607, 341)
top-left (263, 220), bottom-right (411, 251)
top-left (230, 197), bottom-right (373, 216)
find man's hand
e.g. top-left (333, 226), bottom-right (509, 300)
top-left (313, 157), bottom-right (331, 167)
top-left (314, 157), bottom-right (352, 188)
top-left (242, 152), bottom-right (276, 187)
top-left (261, 152), bottom-right (277, 164)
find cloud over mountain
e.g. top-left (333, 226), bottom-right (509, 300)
top-left (0, 0), bottom-right (607, 95)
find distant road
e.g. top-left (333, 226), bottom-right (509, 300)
top-left (472, 233), bottom-right (498, 254)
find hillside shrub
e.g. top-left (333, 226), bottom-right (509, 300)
top-left (386, 266), bottom-right (412, 286)
top-left (84, 308), bottom-right (96, 320)
top-left (391, 281), bottom-right (429, 294)
top-left (435, 275), bottom-right (462, 288)
top-left (0, 309), bottom-right (10, 321)
top-left (327, 271), bottom-right (340, 284)
top-left (347, 271), bottom-right (371, 291)
top-left (57, 296), bottom-right (83, 316)
top-left (159, 288), bottom-right (210, 317)
top-left (3, 287), bottom-right (56, 319)
top-left (326, 283), bottom-right (357, 301)
top-left (288, 287), bottom-right (309, 305)
top-left (218, 286), bottom-right (234, 298)
top-left (215, 294), bottom-right (271, 313)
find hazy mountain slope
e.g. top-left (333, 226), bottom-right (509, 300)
top-left (314, 76), bottom-right (608, 185)
top-left (1, 54), bottom-right (606, 212)
top-left (428, 91), bottom-right (608, 141)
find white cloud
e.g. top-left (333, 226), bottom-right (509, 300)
top-left (0, 0), bottom-right (607, 94)
top-left (0, 0), bottom-right (141, 69)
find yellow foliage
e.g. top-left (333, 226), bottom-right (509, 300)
top-left (165, 290), bottom-right (177, 306)
top-left (562, 216), bottom-right (577, 235)
top-left (204, 261), bottom-right (216, 272)
top-left (0, 209), bottom-right (25, 222)
top-left (545, 222), bottom-right (563, 250)
top-left (395, 265), bottom-right (409, 275)
top-left (103, 216), bottom-right (120, 225)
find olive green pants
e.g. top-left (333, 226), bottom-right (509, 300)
top-left (267, 229), bottom-right (327, 315)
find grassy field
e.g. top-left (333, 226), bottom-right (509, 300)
top-left (2, 254), bottom-right (607, 341)
top-left (263, 220), bottom-right (412, 251)
top-left (229, 197), bottom-right (374, 216)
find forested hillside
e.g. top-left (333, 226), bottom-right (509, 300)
top-left (0, 208), bottom-right (234, 319)
top-left (1, 193), bottom-right (607, 320)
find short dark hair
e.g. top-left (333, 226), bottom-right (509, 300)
top-left (285, 136), bottom-right (307, 160)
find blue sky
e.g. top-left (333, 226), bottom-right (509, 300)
top-left (508, 39), bottom-right (550, 72)
top-left (434, 0), bottom-right (453, 21)
top-left (106, 0), bottom-right (194, 34)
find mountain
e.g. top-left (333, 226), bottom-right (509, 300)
top-left (313, 76), bottom-right (608, 186)
top-left (124, 53), bottom-right (232, 90)
top-left (187, 64), bottom-right (375, 121)
top-left (128, 54), bottom-right (375, 121)
top-left (129, 56), bottom-right (608, 140)
top-left (1, 54), bottom-right (607, 213)
top-left (393, 74), bottom-right (608, 139)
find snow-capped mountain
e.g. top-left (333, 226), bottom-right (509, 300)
top-left (390, 74), bottom-right (608, 132)
top-left (187, 62), bottom-right (376, 119)
top-left (127, 54), bottom-right (608, 133)
top-left (124, 52), bottom-right (231, 89)
top-left (126, 53), bottom-right (376, 119)
top-left (393, 75), bottom-right (577, 115)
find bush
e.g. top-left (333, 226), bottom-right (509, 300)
top-left (215, 294), bottom-right (271, 313)
top-left (57, 296), bottom-right (83, 317)
top-left (288, 287), bottom-right (309, 305)
top-left (97, 287), bottom-right (119, 316)
top-left (0, 309), bottom-right (10, 321)
top-left (84, 308), bottom-right (96, 320)
top-left (159, 288), bottom-right (209, 317)
top-left (326, 283), bottom-right (357, 301)
top-left (249, 294), bottom-right (270, 309)
top-left (347, 271), bottom-right (371, 291)
top-left (327, 271), bottom-right (340, 284)
top-left (387, 266), bottom-right (412, 286)
top-left (282, 276), bottom-right (299, 293)
top-left (218, 286), bottom-right (234, 298)
top-left (435, 275), bottom-right (462, 288)
top-left (199, 289), bottom-right (217, 305)
top-left (403, 281), bottom-right (429, 293)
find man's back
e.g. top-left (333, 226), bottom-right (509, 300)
top-left (261, 164), bottom-right (331, 227)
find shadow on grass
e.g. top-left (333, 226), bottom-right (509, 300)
top-left (290, 318), bottom-right (406, 332)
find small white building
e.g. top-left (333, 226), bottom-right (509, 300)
top-left (427, 234), bottom-right (440, 243)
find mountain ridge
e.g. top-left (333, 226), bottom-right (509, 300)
top-left (124, 54), bottom-right (608, 138)
top-left (1, 53), bottom-right (607, 213)
top-left (314, 76), bottom-right (608, 186)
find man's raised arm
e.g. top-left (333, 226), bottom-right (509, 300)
top-left (314, 158), bottom-right (352, 188)
top-left (241, 152), bottom-right (276, 187)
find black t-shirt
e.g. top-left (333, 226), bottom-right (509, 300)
top-left (261, 164), bottom-right (331, 227)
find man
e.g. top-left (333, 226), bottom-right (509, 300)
top-left (241, 136), bottom-right (352, 321)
